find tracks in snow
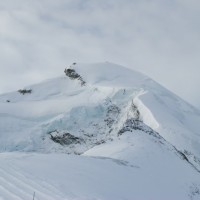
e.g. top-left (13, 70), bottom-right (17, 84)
top-left (0, 164), bottom-right (65, 200)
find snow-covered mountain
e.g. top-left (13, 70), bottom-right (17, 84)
top-left (0, 62), bottom-right (200, 200)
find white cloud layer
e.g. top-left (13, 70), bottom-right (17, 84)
top-left (0, 0), bottom-right (200, 109)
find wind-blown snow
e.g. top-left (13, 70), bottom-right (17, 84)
top-left (133, 92), bottom-right (160, 130)
top-left (0, 62), bottom-right (200, 199)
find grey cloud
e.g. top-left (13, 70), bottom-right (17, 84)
top-left (0, 0), bottom-right (199, 109)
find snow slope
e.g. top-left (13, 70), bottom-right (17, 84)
top-left (0, 62), bottom-right (200, 199)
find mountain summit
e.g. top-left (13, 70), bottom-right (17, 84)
top-left (0, 62), bottom-right (200, 199)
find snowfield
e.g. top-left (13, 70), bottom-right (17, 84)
top-left (0, 62), bottom-right (200, 199)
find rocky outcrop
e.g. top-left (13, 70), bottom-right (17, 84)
top-left (18, 89), bottom-right (32, 95)
top-left (64, 67), bottom-right (86, 86)
top-left (49, 130), bottom-right (82, 145)
top-left (118, 118), bottom-right (161, 139)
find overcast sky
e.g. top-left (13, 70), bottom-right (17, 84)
top-left (0, 0), bottom-right (200, 109)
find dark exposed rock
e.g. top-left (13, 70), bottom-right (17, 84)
top-left (64, 69), bottom-right (80, 79)
top-left (18, 89), bottom-right (32, 95)
top-left (131, 101), bottom-right (140, 120)
top-left (64, 68), bottom-right (86, 86)
top-left (95, 140), bottom-right (106, 145)
top-left (104, 117), bottom-right (115, 128)
top-left (107, 104), bottom-right (121, 116)
top-left (118, 118), bottom-right (161, 139)
top-left (49, 131), bottom-right (81, 145)
top-left (105, 104), bottom-right (121, 128)
top-left (177, 150), bottom-right (189, 162)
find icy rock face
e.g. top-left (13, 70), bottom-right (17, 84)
top-left (0, 62), bottom-right (200, 162)
top-left (104, 104), bottom-right (121, 129)
top-left (0, 62), bottom-right (200, 199)
top-left (118, 119), bottom-right (159, 137)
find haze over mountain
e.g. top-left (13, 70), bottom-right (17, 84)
top-left (0, 0), bottom-right (200, 110)
top-left (0, 62), bottom-right (200, 200)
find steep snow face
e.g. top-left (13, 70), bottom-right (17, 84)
top-left (0, 62), bottom-right (199, 157)
top-left (70, 62), bottom-right (149, 87)
top-left (0, 62), bottom-right (200, 199)
top-left (72, 62), bottom-right (200, 159)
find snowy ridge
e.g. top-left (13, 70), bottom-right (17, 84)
top-left (133, 91), bottom-right (160, 130)
top-left (0, 62), bottom-right (200, 199)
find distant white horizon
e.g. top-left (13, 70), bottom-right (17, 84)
top-left (0, 0), bottom-right (199, 109)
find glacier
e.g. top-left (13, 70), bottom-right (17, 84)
top-left (0, 62), bottom-right (199, 199)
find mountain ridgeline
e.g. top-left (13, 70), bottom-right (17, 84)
top-left (0, 62), bottom-right (200, 199)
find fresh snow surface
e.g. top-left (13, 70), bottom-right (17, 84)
top-left (0, 62), bottom-right (200, 199)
